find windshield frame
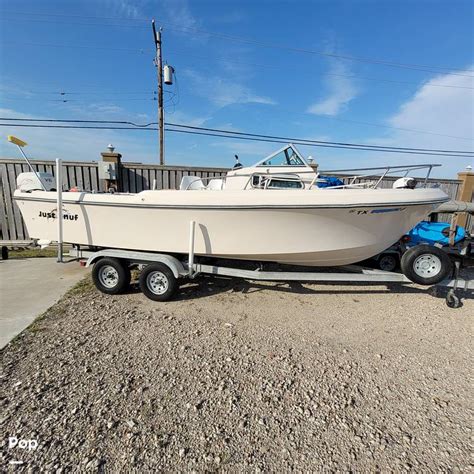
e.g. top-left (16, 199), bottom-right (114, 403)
top-left (254, 144), bottom-right (311, 168)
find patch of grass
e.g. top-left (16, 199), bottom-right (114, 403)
top-left (27, 295), bottom-right (70, 333)
top-left (8, 248), bottom-right (58, 259)
top-left (7, 244), bottom-right (73, 259)
top-left (65, 274), bottom-right (95, 296)
top-left (27, 325), bottom-right (47, 334)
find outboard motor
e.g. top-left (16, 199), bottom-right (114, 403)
top-left (393, 177), bottom-right (417, 189)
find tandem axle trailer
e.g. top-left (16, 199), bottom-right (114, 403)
top-left (69, 222), bottom-right (473, 309)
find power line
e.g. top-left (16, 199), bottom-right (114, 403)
top-left (3, 93), bottom-right (472, 141)
top-left (4, 117), bottom-right (473, 153)
top-left (0, 118), bottom-right (155, 127)
top-left (5, 117), bottom-right (473, 152)
top-left (159, 23), bottom-right (474, 78)
top-left (0, 123), bottom-right (151, 130)
top-left (1, 11), bottom-right (472, 78)
top-left (165, 128), bottom-right (473, 157)
top-left (172, 50), bottom-right (474, 90)
top-left (4, 41), bottom-right (473, 91)
top-left (4, 91), bottom-right (470, 141)
top-left (0, 15), bottom-right (146, 29)
top-left (0, 11), bottom-right (150, 23)
top-left (1, 119), bottom-right (472, 157)
top-left (165, 123), bottom-right (474, 155)
top-left (2, 97), bottom-right (159, 103)
top-left (3, 89), bottom-right (175, 96)
top-left (1, 40), bottom-right (153, 53)
top-left (281, 108), bottom-right (474, 142)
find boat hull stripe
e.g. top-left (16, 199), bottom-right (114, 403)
top-left (13, 195), bottom-right (448, 210)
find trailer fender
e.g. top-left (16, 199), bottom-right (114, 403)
top-left (85, 250), bottom-right (186, 279)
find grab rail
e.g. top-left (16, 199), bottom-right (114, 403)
top-left (181, 163), bottom-right (441, 191)
top-left (318, 163), bottom-right (441, 189)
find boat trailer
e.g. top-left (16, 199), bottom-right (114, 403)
top-left (69, 222), bottom-right (473, 309)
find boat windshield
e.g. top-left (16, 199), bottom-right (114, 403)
top-left (252, 174), bottom-right (304, 189)
top-left (259, 146), bottom-right (305, 167)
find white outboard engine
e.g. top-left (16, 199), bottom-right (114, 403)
top-left (16, 172), bottom-right (55, 191)
top-left (393, 177), bottom-right (417, 189)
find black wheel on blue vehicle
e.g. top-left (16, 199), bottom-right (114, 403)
top-left (378, 253), bottom-right (398, 272)
top-left (401, 245), bottom-right (452, 286)
top-left (92, 257), bottom-right (131, 295)
top-left (139, 263), bottom-right (178, 302)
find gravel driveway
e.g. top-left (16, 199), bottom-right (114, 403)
top-left (1, 274), bottom-right (472, 471)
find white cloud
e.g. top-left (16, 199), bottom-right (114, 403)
top-left (184, 69), bottom-right (276, 108)
top-left (364, 66), bottom-right (474, 177)
top-left (102, 0), bottom-right (145, 19)
top-left (307, 60), bottom-right (359, 116)
top-left (388, 70), bottom-right (474, 142)
top-left (165, 110), bottom-right (210, 127)
top-left (209, 11), bottom-right (247, 25)
top-left (162, 0), bottom-right (198, 30)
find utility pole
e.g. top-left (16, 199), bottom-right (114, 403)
top-left (152, 20), bottom-right (164, 165)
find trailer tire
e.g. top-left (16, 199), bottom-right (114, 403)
top-left (377, 253), bottom-right (398, 272)
top-left (139, 263), bottom-right (178, 302)
top-left (401, 245), bottom-right (452, 285)
top-left (92, 257), bottom-right (130, 295)
top-left (1, 246), bottom-right (8, 260)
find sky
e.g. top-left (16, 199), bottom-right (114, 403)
top-left (0, 0), bottom-right (473, 178)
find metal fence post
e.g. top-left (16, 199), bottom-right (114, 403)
top-left (56, 159), bottom-right (63, 263)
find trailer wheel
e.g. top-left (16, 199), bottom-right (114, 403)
top-left (401, 245), bottom-right (452, 285)
top-left (139, 263), bottom-right (177, 302)
top-left (92, 257), bottom-right (131, 295)
top-left (378, 253), bottom-right (398, 272)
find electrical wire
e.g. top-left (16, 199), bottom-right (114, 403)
top-left (4, 41), bottom-right (473, 90)
top-left (4, 115), bottom-right (472, 144)
top-left (164, 128), bottom-right (473, 157)
top-left (0, 118), bottom-right (155, 127)
top-left (165, 123), bottom-right (474, 154)
top-left (3, 88), bottom-right (470, 141)
top-left (1, 11), bottom-right (472, 77)
top-left (170, 50), bottom-right (474, 90)
top-left (162, 26), bottom-right (474, 78)
top-left (1, 97), bottom-right (159, 103)
top-left (5, 90), bottom-right (173, 97)
top-left (1, 41), bottom-right (153, 53)
top-left (277, 107), bottom-right (474, 142)
top-left (1, 120), bottom-right (472, 157)
top-left (21, 90), bottom-right (159, 96)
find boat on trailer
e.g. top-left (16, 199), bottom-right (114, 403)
top-left (14, 144), bottom-right (448, 267)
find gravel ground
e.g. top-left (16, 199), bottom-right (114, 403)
top-left (1, 273), bottom-right (472, 472)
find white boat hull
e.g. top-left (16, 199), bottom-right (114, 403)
top-left (14, 188), bottom-right (448, 266)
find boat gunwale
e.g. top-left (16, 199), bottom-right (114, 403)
top-left (13, 194), bottom-right (449, 210)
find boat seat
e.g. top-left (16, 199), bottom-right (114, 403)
top-left (207, 178), bottom-right (224, 190)
top-left (179, 175), bottom-right (205, 190)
